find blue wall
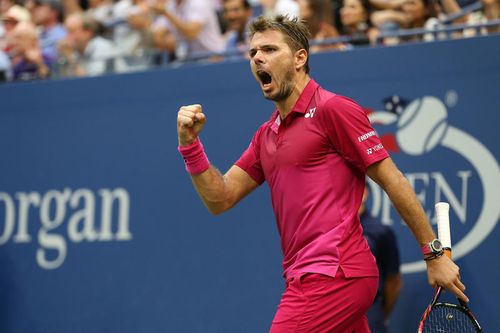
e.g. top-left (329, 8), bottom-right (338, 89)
top-left (0, 35), bottom-right (499, 332)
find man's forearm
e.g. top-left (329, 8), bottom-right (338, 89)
top-left (190, 165), bottom-right (233, 215)
top-left (368, 159), bottom-right (435, 247)
top-left (384, 173), bottom-right (435, 246)
top-left (162, 10), bottom-right (202, 40)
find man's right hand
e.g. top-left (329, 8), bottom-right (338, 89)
top-left (177, 104), bottom-right (206, 146)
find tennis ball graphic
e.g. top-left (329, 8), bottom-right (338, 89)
top-left (396, 97), bottom-right (448, 155)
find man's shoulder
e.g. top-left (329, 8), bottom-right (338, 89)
top-left (314, 87), bottom-right (365, 119)
top-left (317, 88), bottom-right (359, 109)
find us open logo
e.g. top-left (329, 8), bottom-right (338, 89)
top-left (367, 95), bottom-right (500, 274)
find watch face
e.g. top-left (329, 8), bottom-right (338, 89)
top-left (431, 239), bottom-right (443, 252)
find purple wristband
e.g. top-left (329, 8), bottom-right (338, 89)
top-left (178, 138), bottom-right (210, 175)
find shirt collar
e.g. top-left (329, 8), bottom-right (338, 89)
top-left (290, 78), bottom-right (319, 114)
top-left (268, 79), bottom-right (319, 133)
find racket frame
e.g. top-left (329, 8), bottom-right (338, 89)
top-left (417, 286), bottom-right (482, 332)
top-left (416, 202), bottom-right (482, 332)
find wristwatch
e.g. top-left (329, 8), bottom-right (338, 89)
top-left (421, 239), bottom-right (444, 256)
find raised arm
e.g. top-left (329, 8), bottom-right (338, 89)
top-left (177, 104), bottom-right (259, 215)
top-left (367, 157), bottom-right (469, 302)
top-left (152, 4), bottom-right (203, 41)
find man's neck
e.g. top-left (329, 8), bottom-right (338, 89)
top-left (275, 74), bottom-right (310, 119)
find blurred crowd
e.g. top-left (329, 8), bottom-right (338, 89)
top-left (0, 0), bottom-right (499, 82)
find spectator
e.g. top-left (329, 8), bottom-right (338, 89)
top-left (485, 0), bottom-right (500, 18)
top-left (0, 17), bottom-right (4, 48)
top-left (403, 0), bottom-right (464, 40)
top-left (339, 0), bottom-right (379, 45)
top-left (85, 0), bottom-right (115, 34)
top-left (359, 184), bottom-right (402, 333)
top-left (404, 0), bottom-right (438, 28)
top-left (9, 21), bottom-right (53, 80)
top-left (222, 0), bottom-right (253, 54)
top-left (32, 0), bottom-right (67, 59)
top-left (0, 47), bottom-right (12, 80)
top-left (151, 0), bottom-right (224, 61)
top-left (297, 0), bottom-right (341, 52)
top-left (145, 0), bottom-right (176, 64)
top-left (260, 0), bottom-right (300, 17)
top-left (0, 0), bottom-right (31, 52)
top-left (481, 0), bottom-right (499, 33)
top-left (111, 0), bottom-right (157, 69)
top-left (59, 0), bottom-right (124, 37)
top-left (58, 12), bottom-right (127, 77)
top-left (1, 0), bottom-right (31, 21)
top-left (371, 0), bottom-right (463, 42)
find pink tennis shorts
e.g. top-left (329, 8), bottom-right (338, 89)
top-left (269, 268), bottom-right (378, 333)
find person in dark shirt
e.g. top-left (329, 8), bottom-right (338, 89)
top-left (9, 21), bottom-right (52, 81)
top-left (222, 0), bottom-right (253, 54)
top-left (359, 184), bottom-right (403, 333)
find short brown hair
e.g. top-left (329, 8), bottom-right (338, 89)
top-left (249, 15), bottom-right (311, 74)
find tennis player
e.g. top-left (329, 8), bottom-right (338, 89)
top-left (177, 15), bottom-right (468, 333)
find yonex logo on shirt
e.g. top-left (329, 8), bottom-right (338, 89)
top-left (358, 131), bottom-right (376, 142)
top-left (305, 108), bottom-right (316, 118)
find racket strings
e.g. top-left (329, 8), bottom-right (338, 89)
top-left (423, 304), bottom-right (479, 333)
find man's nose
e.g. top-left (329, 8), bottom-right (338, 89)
top-left (253, 50), bottom-right (265, 64)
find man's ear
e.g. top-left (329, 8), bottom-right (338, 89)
top-left (295, 49), bottom-right (308, 71)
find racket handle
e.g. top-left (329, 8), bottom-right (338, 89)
top-left (435, 202), bottom-right (452, 259)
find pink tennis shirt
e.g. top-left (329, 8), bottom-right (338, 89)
top-left (235, 79), bottom-right (389, 280)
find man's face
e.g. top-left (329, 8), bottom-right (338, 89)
top-left (9, 24), bottom-right (36, 55)
top-left (249, 29), bottom-right (298, 102)
top-left (8, 28), bottom-right (26, 54)
top-left (402, 0), bottom-right (427, 22)
top-left (65, 16), bottom-right (91, 52)
top-left (3, 18), bottom-right (18, 33)
top-left (0, 0), bottom-right (12, 14)
top-left (223, 0), bottom-right (251, 33)
top-left (340, 0), bottom-right (367, 28)
top-left (297, 0), bottom-right (313, 21)
top-left (33, 4), bottom-right (52, 25)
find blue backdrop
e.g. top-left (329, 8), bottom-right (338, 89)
top-left (0, 35), bottom-right (499, 332)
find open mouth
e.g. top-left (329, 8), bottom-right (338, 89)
top-left (257, 70), bottom-right (272, 87)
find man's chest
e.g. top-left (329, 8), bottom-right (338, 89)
top-left (260, 113), bottom-right (333, 172)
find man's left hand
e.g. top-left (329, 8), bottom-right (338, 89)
top-left (426, 255), bottom-right (469, 302)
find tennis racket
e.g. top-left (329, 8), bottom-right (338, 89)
top-left (417, 202), bottom-right (482, 333)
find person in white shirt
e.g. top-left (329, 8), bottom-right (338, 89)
top-left (151, 0), bottom-right (224, 60)
top-left (59, 13), bottom-right (127, 76)
top-left (0, 48), bottom-right (12, 81)
top-left (260, 0), bottom-right (299, 17)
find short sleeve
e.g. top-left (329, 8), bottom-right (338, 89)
top-left (321, 95), bottom-right (389, 171)
top-left (184, 0), bottom-right (209, 24)
top-left (235, 126), bottom-right (266, 185)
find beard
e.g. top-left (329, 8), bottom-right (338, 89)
top-left (264, 66), bottom-right (295, 102)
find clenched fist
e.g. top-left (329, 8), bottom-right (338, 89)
top-left (177, 104), bottom-right (206, 146)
